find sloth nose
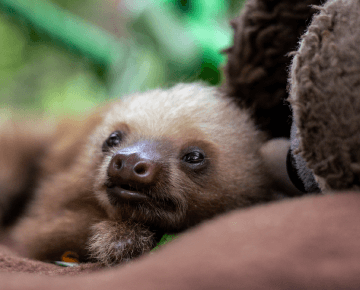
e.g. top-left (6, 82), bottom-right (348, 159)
top-left (108, 143), bottom-right (161, 185)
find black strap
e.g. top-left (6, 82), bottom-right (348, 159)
top-left (286, 148), bottom-right (307, 193)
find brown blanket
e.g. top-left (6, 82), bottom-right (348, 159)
top-left (2, 192), bottom-right (360, 289)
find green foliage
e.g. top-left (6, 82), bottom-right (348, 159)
top-left (151, 234), bottom-right (178, 252)
top-left (0, 0), bottom-right (244, 114)
top-left (0, 12), bottom-right (106, 114)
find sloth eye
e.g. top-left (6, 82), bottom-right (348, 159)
top-left (102, 131), bottom-right (124, 152)
top-left (182, 151), bottom-right (205, 164)
top-left (181, 147), bottom-right (208, 172)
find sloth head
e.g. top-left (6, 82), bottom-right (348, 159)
top-left (90, 83), bottom-right (273, 232)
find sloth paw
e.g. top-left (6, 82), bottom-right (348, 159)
top-left (87, 221), bottom-right (155, 266)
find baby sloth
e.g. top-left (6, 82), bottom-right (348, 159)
top-left (3, 83), bottom-right (277, 266)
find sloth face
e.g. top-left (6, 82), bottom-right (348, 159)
top-left (91, 84), bottom-right (270, 232)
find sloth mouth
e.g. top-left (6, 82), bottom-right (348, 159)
top-left (105, 182), bottom-right (149, 204)
top-left (104, 181), bottom-right (177, 212)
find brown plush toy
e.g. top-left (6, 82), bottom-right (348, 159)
top-left (288, 0), bottom-right (360, 193)
top-left (225, 0), bottom-right (360, 195)
top-left (222, 0), bottom-right (323, 194)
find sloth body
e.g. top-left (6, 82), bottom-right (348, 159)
top-left (1, 84), bottom-right (276, 265)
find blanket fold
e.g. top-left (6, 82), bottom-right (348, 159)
top-left (1, 192), bottom-right (360, 290)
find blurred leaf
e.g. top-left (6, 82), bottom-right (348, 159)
top-left (0, 17), bottom-right (26, 67)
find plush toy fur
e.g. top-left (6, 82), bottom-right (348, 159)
top-left (1, 83), bottom-right (283, 266)
top-left (222, 0), bottom-right (322, 139)
top-left (222, 0), bottom-right (323, 195)
top-left (289, 0), bottom-right (360, 192)
top-left (223, 0), bottom-right (360, 195)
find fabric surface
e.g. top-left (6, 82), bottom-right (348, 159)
top-left (0, 245), bottom-right (102, 276)
top-left (1, 192), bottom-right (360, 290)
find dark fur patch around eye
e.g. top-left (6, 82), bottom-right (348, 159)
top-left (102, 131), bottom-right (124, 152)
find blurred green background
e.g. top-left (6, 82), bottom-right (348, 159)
top-left (0, 0), bottom-right (245, 116)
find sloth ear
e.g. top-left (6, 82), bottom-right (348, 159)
top-left (221, 0), bottom-right (321, 139)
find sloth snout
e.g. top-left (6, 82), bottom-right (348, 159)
top-left (108, 149), bottom-right (160, 186)
top-left (105, 141), bottom-right (168, 204)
